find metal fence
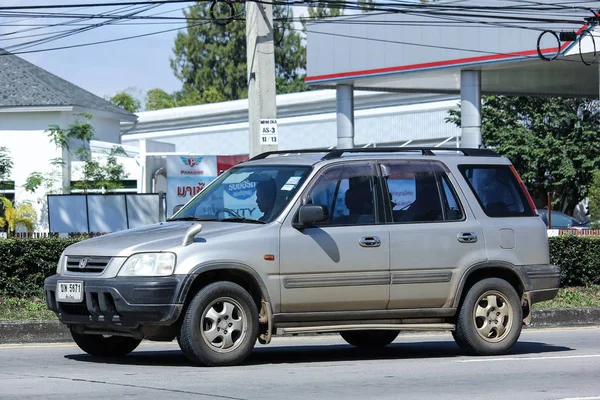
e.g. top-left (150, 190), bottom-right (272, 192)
top-left (1, 232), bottom-right (109, 239)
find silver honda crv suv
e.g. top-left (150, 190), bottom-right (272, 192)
top-left (44, 148), bottom-right (560, 366)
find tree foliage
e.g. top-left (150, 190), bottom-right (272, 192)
top-left (72, 147), bottom-right (129, 192)
top-left (171, 3), bottom-right (307, 103)
top-left (37, 114), bottom-right (129, 194)
top-left (0, 197), bottom-right (37, 233)
top-left (587, 170), bottom-right (600, 227)
top-left (145, 88), bottom-right (176, 111)
top-left (447, 96), bottom-right (600, 214)
top-left (0, 146), bottom-right (12, 183)
top-left (109, 90), bottom-right (141, 113)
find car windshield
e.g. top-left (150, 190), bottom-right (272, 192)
top-left (168, 164), bottom-right (312, 223)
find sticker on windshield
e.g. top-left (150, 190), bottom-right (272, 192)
top-left (281, 184), bottom-right (295, 191)
top-left (285, 176), bottom-right (302, 186)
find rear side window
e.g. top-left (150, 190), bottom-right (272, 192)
top-left (459, 165), bottom-right (534, 218)
top-left (382, 161), bottom-right (464, 223)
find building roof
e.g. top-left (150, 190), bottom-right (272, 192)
top-left (0, 48), bottom-right (135, 117)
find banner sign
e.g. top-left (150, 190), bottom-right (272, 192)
top-left (166, 155), bottom-right (247, 214)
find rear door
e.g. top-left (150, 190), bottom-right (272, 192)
top-left (456, 164), bottom-right (549, 266)
top-left (382, 160), bottom-right (487, 309)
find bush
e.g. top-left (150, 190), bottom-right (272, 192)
top-left (0, 235), bottom-right (599, 298)
top-left (549, 235), bottom-right (600, 287)
top-left (0, 238), bottom-right (80, 297)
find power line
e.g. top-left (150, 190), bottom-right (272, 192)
top-left (0, 20), bottom-right (213, 56)
top-left (4, 4), bottom-right (161, 52)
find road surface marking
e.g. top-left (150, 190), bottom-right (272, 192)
top-left (457, 354), bottom-right (600, 363)
top-left (0, 344), bottom-right (77, 350)
top-left (557, 397), bottom-right (600, 400)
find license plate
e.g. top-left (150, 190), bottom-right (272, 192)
top-left (57, 281), bottom-right (83, 303)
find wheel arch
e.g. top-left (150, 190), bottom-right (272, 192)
top-left (177, 262), bottom-right (273, 344)
top-left (452, 261), bottom-right (531, 322)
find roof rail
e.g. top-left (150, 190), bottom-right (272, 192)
top-left (248, 149), bottom-right (332, 161)
top-left (321, 147), bottom-right (500, 159)
top-left (247, 147), bottom-right (500, 162)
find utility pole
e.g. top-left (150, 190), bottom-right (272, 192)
top-left (246, 0), bottom-right (278, 158)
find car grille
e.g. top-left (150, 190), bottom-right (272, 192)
top-left (66, 256), bottom-right (112, 274)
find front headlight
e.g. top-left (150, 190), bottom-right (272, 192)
top-left (117, 253), bottom-right (176, 277)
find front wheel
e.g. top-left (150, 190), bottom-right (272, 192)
top-left (178, 281), bottom-right (259, 366)
top-left (70, 329), bottom-right (141, 357)
top-left (453, 278), bottom-right (522, 356)
top-left (340, 330), bottom-right (399, 348)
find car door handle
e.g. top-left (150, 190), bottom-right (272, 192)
top-left (359, 236), bottom-right (381, 247)
top-left (457, 232), bottom-right (478, 243)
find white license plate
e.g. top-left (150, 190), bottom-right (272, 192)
top-left (57, 281), bottom-right (83, 303)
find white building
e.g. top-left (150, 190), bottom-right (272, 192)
top-left (0, 48), bottom-right (137, 230)
top-left (121, 90), bottom-right (462, 195)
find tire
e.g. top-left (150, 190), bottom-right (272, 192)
top-left (178, 281), bottom-right (259, 367)
top-left (340, 330), bottom-right (399, 348)
top-left (70, 329), bottom-right (141, 357)
top-left (453, 278), bottom-right (523, 356)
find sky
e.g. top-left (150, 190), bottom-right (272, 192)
top-left (0, 1), bottom-right (203, 101)
top-left (0, 1), bottom-right (310, 103)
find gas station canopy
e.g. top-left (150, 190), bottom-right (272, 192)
top-left (306, 0), bottom-right (600, 98)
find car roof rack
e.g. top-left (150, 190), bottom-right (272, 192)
top-left (247, 149), bottom-right (333, 161)
top-left (321, 147), bottom-right (500, 159)
top-left (248, 147), bottom-right (500, 162)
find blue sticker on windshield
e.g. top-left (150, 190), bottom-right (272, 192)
top-left (224, 180), bottom-right (257, 200)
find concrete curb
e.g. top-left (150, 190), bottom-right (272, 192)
top-left (1, 308), bottom-right (599, 345)
top-left (527, 308), bottom-right (600, 328)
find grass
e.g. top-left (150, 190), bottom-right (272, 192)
top-left (0, 297), bottom-right (57, 321)
top-left (1, 286), bottom-right (599, 321)
top-left (533, 286), bottom-right (600, 310)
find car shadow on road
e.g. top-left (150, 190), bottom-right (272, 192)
top-left (64, 338), bottom-right (573, 367)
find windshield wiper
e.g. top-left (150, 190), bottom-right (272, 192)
top-left (218, 217), bottom-right (266, 224)
top-left (166, 216), bottom-right (218, 222)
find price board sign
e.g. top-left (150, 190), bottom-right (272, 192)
top-left (260, 119), bottom-right (278, 145)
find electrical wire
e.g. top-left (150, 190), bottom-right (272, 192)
top-left (0, 0), bottom-right (596, 67)
top-left (4, 4), bottom-right (161, 52)
top-left (0, 20), bottom-right (214, 57)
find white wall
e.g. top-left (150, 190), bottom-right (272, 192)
top-left (0, 112), bottom-right (64, 230)
top-left (0, 109), bottom-right (131, 231)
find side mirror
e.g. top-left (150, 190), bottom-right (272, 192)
top-left (172, 204), bottom-right (184, 215)
top-left (293, 204), bottom-right (329, 229)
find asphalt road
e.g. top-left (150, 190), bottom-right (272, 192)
top-left (1, 327), bottom-right (599, 400)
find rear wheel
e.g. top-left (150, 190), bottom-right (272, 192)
top-left (340, 330), bottom-right (399, 348)
top-left (70, 329), bottom-right (141, 357)
top-left (453, 278), bottom-right (522, 356)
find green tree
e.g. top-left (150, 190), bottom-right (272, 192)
top-left (447, 96), bottom-right (600, 214)
top-left (171, 3), bottom-right (307, 102)
top-left (301, 1), bottom-right (345, 31)
top-left (587, 170), bottom-right (600, 228)
top-left (0, 197), bottom-right (37, 234)
top-left (145, 88), bottom-right (176, 111)
top-left (0, 146), bottom-right (12, 185)
top-left (72, 147), bottom-right (129, 193)
top-left (39, 114), bottom-right (129, 194)
top-left (109, 90), bottom-right (141, 113)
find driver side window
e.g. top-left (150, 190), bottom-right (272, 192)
top-left (306, 164), bottom-right (377, 226)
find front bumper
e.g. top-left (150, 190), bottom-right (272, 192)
top-left (44, 274), bottom-right (186, 329)
top-left (520, 264), bottom-right (561, 304)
